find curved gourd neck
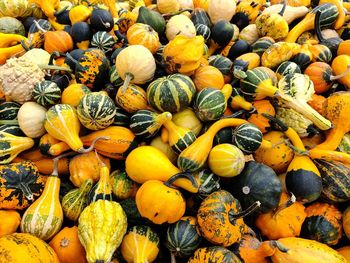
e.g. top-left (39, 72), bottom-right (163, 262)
top-left (206, 118), bottom-right (247, 138)
top-left (156, 112), bottom-right (172, 126)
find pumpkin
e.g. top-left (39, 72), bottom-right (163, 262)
top-left (166, 14), bottom-right (196, 41)
top-left (189, 246), bottom-right (241, 263)
top-left (91, 31), bottom-right (116, 53)
top-left (147, 73), bottom-right (196, 113)
top-left (17, 101), bottom-right (47, 138)
top-left (192, 65), bottom-right (225, 91)
top-left (172, 107), bottom-right (203, 136)
top-left (116, 45), bottom-right (156, 92)
top-left (166, 216), bottom-right (201, 258)
top-left (33, 80), bottom-right (62, 107)
top-left (195, 24), bottom-right (211, 41)
top-left (62, 179), bottom-right (94, 221)
top-left (70, 22), bottom-right (92, 50)
top-left (255, 192), bottom-right (307, 239)
top-left (255, 7), bottom-right (289, 40)
top-left (61, 84), bottom-right (91, 107)
top-left (90, 8), bottom-right (114, 32)
top-left (197, 190), bottom-right (260, 247)
top-left (78, 200), bottom-right (127, 263)
top-left (49, 226), bottom-right (87, 263)
top-left (121, 225), bottom-right (160, 263)
top-left (127, 23), bottom-right (160, 54)
top-left (157, 0), bottom-right (180, 14)
top-left (136, 6), bottom-right (166, 35)
top-left (0, 161), bottom-right (45, 210)
top-left (116, 84), bottom-right (149, 114)
top-left (309, 44), bottom-right (332, 63)
top-left (343, 206), bottom-right (350, 239)
top-left (301, 202), bottom-right (342, 245)
top-left (208, 20), bottom-right (235, 56)
top-left (44, 30), bottom-right (74, 54)
top-left (0, 210), bottom-right (21, 237)
top-left (193, 88), bottom-right (226, 121)
top-left (110, 170), bottom-right (138, 200)
top-left (232, 123), bottom-right (263, 154)
top-left (207, 0), bottom-right (236, 24)
top-left (208, 143), bottom-right (245, 177)
top-left (20, 157), bottom-right (63, 241)
top-left (191, 8), bottom-right (211, 27)
top-left (77, 92), bottom-right (116, 130)
top-left (0, 233), bottom-right (60, 263)
top-left (163, 35), bottom-right (205, 76)
top-left (69, 151), bottom-right (111, 187)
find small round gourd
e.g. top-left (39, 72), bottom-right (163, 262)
top-left (113, 106), bottom-right (130, 127)
top-left (208, 143), bottom-right (245, 177)
top-left (17, 102), bottom-right (47, 138)
top-left (193, 65), bottom-right (225, 91)
top-left (0, 17), bottom-right (25, 35)
top-left (172, 107), bottom-right (203, 136)
top-left (77, 92), bottom-right (116, 130)
top-left (91, 31), bottom-right (116, 53)
top-left (193, 88), bottom-right (226, 121)
top-left (32, 80), bottom-right (62, 107)
top-left (61, 84), bottom-right (91, 107)
top-left (232, 123), bottom-right (263, 154)
top-left (208, 55), bottom-right (233, 81)
top-left (127, 23), bottom-right (161, 54)
top-left (0, 0), bottom-right (31, 18)
top-left (147, 74), bottom-right (196, 113)
top-left (166, 217), bottom-right (201, 258)
top-left (166, 14), bottom-right (196, 41)
top-left (195, 24), bottom-right (211, 40)
top-left (251, 37), bottom-right (275, 55)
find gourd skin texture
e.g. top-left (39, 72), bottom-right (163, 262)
top-left (78, 200), bottom-right (127, 263)
top-left (17, 102), bottom-right (47, 138)
top-left (0, 210), bottom-right (21, 237)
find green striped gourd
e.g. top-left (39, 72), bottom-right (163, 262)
top-left (77, 92), bottom-right (116, 130)
top-left (314, 159), bottom-right (350, 202)
top-left (208, 55), bottom-right (233, 81)
top-left (32, 80), bottom-right (62, 107)
top-left (129, 110), bottom-right (172, 138)
top-left (195, 24), bottom-right (211, 40)
top-left (88, 159), bottom-right (113, 204)
top-left (163, 119), bottom-right (197, 153)
top-left (20, 158), bottom-right (63, 240)
top-left (62, 179), bottom-right (94, 221)
top-left (240, 67), bottom-right (279, 101)
top-left (195, 169), bottom-right (221, 198)
top-left (113, 106), bottom-right (130, 127)
top-left (121, 225), bottom-right (160, 263)
top-left (191, 8), bottom-right (212, 27)
top-left (110, 170), bottom-right (138, 200)
top-left (251, 37), bottom-right (275, 56)
top-left (232, 123), bottom-right (263, 153)
top-left (110, 65), bottom-right (124, 87)
top-left (166, 216), bottom-right (201, 258)
top-left (91, 31), bottom-right (116, 53)
top-left (0, 125), bottom-right (23, 136)
top-left (276, 61), bottom-right (301, 80)
top-left (0, 102), bottom-right (21, 135)
top-left (193, 88), bottom-right (226, 122)
top-left (147, 73), bottom-right (196, 113)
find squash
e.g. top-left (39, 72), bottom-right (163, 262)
top-left (77, 92), bottom-right (116, 130)
top-left (197, 190), bottom-right (260, 247)
top-left (116, 45), bottom-right (156, 92)
top-left (191, 8), bottom-right (211, 27)
top-left (62, 179), bottom-right (94, 221)
top-left (285, 3), bottom-right (339, 43)
top-left (163, 35), bottom-right (205, 76)
top-left (261, 42), bottom-right (301, 69)
top-left (195, 24), bottom-right (211, 41)
top-left (208, 20), bottom-right (234, 56)
top-left (136, 6), bottom-right (166, 35)
top-left (32, 157), bottom-right (70, 175)
top-left (135, 174), bottom-right (194, 224)
top-left (147, 73), bottom-right (196, 113)
top-left (110, 170), bottom-right (138, 200)
top-left (343, 206), bottom-right (350, 239)
top-left (0, 161), bottom-right (44, 210)
top-left (308, 44), bottom-right (332, 63)
top-left (178, 118), bottom-right (248, 172)
top-left (254, 131), bottom-right (294, 173)
top-left (248, 100), bottom-right (276, 133)
top-left (113, 106), bottom-right (130, 127)
top-left (70, 22), bottom-right (92, 50)
top-left (231, 161), bottom-right (282, 213)
top-left (22, 19), bottom-right (52, 49)
top-left (61, 84), bottom-right (90, 107)
top-left (33, 80), bottom-right (61, 107)
top-left (276, 61), bottom-right (301, 80)
top-left (166, 14), bottom-right (196, 41)
top-left (44, 30), bottom-right (73, 54)
top-left (130, 110), bottom-right (172, 138)
top-left (0, 233), bottom-right (60, 263)
top-left (261, 4), bottom-right (309, 25)
top-left (150, 135), bottom-right (178, 164)
top-left (172, 107), bottom-right (203, 136)
top-left (293, 44), bottom-right (313, 69)
top-left (89, 8), bottom-right (114, 32)
top-left (17, 102), bottom-right (47, 138)
top-left (121, 225), bottom-right (160, 263)
top-left (207, 0), bottom-right (236, 24)
top-left (78, 200), bottom-right (127, 263)
top-left (166, 216), bottom-right (201, 258)
top-left (0, 210), bottom-right (21, 237)
top-left (301, 202), bottom-right (342, 245)
top-left (157, 0), bottom-right (180, 14)
top-left (239, 24), bottom-right (259, 45)
top-left (331, 55), bottom-right (350, 89)
top-left (127, 23), bottom-right (160, 54)
top-left (232, 123), bottom-right (264, 154)
top-left (69, 151), bottom-right (111, 187)
top-left (232, 53), bottom-right (261, 79)
top-left (0, 0), bottom-right (32, 18)
top-left (271, 237), bottom-right (347, 262)
top-left (91, 31), bottom-right (116, 53)
top-left (193, 65), bottom-right (225, 91)
top-left (313, 159), bottom-right (350, 202)
top-left (255, 192), bottom-right (306, 239)
top-left (20, 156), bottom-right (64, 240)
top-left (49, 226), bottom-right (87, 263)
top-left (116, 84), bottom-right (150, 114)
top-left (193, 87), bottom-right (226, 121)
top-left (208, 55), bottom-right (233, 83)
top-left (189, 246), bottom-right (241, 263)
top-left (208, 143), bottom-right (245, 177)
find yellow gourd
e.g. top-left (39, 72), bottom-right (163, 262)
top-left (0, 210), bottom-right (21, 237)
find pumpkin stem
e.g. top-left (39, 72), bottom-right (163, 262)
top-left (164, 172), bottom-right (198, 189)
top-left (54, 5), bottom-right (69, 16)
top-left (262, 113), bottom-right (288, 132)
top-left (38, 64), bottom-right (72, 73)
top-left (330, 65), bottom-right (350, 81)
top-left (78, 136), bottom-right (110, 153)
top-left (278, 0), bottom-right (287, 16)
top-left (20, 40), bottom-right (31, 51)
top-left (221, 109), bottom-right (248, 119)
top-left (270, 240), bottom-right (289, 253)
top-left (273, 192), bottom-right (296, 218)
top-left (94, 150), bottom-right (106, 167)
top-left (120, 73), bottom-right (134, 94)
top-left (33, 20), bottom-right (48, 33)
top-left (229, 201), bottom-right (261, 220)
top-left (18, 182), bottom-right (34, 201)
top-left (171, 253), bottom-right (177, 263)
top-left (52, 151), bottom-right (78, 176)
top-left (285, 140), bottom-right (309, 156)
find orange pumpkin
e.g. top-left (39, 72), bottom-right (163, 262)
top-left (0, 210), bottom-right (21, 237)
top-left (116, 84), bottom-right (151, 113)
top-left (255, 192), bottom-right (306, 240)
top-left (44, 31), bottom-right (74, 54)
top-left (248, 100), bottom-right (276, 133)
top-left (49, 226), bottom-right (87, 263)
top-left (307, 93), bottom-right (326, 115)
top-left (192, 65), bottom-right (225, 91)
top-left (127, 23), bottom-right (161, 54)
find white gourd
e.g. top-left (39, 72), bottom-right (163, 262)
top-left (157, 0), bottom-right (180, 14)
top-left (18, 102), bottom-right (47, 138)
top-left (166, 14), bottom-right (196, 41)
top-left (208, 0), bottom-right (236, 24)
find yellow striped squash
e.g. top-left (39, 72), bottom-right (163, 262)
top-left (127, 23), bottom-right (161, 54)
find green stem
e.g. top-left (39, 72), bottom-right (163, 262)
top-left (229, 201), bottom-right (261, 220)
top-left (120, 73), bottom-right (134, 93)
top-left (38, 64), bottom-right (72, 72)
top-left (78, 136), bottom-right (110, 153)
top-left (0, 120), bottom-right (19, 125)
top-left (164, 172), bottom-right (198, 189)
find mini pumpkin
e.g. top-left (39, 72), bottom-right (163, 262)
top-left (127, 23), bottom-right (161, 54)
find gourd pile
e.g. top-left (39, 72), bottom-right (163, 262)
top-left (3, 0), bottom-right (350, 262)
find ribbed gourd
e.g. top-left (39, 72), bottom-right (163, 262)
top-left (32, 80), bottom-right (62, 107)
top-left (77, 92), bottom-right (116, 130)
top-left (0, 131), bottom-right (34, 164)
top-left (232, 123), bottom-right (264, 153)
top-left (146, 73), bottom-right (196, 113)
top-left (91, 31), bottom-right (116, 53)
top-left (193, 88), bottom-right (226, 122)
top-left (62, 179), bottom-right (94, 221)
top-left (20, 157), bottom-right (64, 241)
